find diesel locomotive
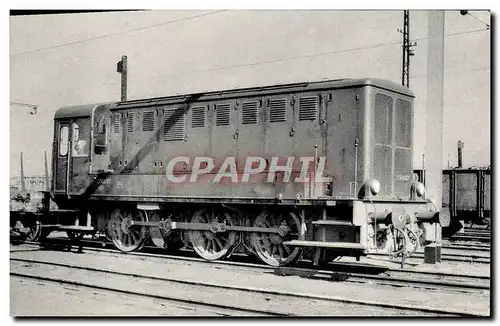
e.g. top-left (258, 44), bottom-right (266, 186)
top-left (13, 77), bottom-right (450, 266)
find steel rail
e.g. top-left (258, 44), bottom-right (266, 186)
top-left (15, 232), bottom-right (491, 263)
top-left (10, 272), bottom-right (282, 317)
top-left (12, 242), bottom-right (490, 293)
top-left (10, 257), bottom-right (486, 317)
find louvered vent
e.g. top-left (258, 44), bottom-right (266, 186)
top-left (113, 113), bottom-right (121, 133)
top-left (191, 107), bottom-right (206, 128)
top-left (127, 112), bottom-right (135, 132)
top-left (242, 102), bottom-right (258, 124)
top-left (163, 109), bottom-right (186, 141)
top-left (299, 96), bottom-right (319, 121)
top-left (216, 104), bottom-right (231, 126)
top-left (142, 111), bottom-right (155, 131)
top-left (269, 98), bottom-right (287, 123)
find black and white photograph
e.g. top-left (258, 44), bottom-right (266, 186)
top-left (8, 4), bottom-right (492, 318)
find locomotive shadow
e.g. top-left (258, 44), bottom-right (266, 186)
top-left (80, 97), bottom-right (195, 200)
top-left (271, 262), bottom-right (391, 283)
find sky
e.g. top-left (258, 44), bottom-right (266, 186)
top-left (9, 9), bottom-right (491, 177)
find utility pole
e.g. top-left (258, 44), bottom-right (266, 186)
top-left (117, 55), bottom-right (128, 101)
top-left (424, 11), bottom-right (445, 263)
top-left (399, 10), bottom-right (417, 88)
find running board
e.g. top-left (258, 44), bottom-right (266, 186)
top-left (282, 240), bottom-right (365, 249)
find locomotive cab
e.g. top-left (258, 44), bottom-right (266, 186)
top-left (51, 103), bottom-right (112, 207)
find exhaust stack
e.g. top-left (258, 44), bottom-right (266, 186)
top-left (457, 140), bottom-right (464, 168)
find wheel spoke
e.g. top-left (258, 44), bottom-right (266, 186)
top-left (130, 231), bottom-right (139, 243)
top-left (283, 244), bottom-right (292, 255)
top-left (215, 237), bottom-right (224, 250)
top-left (278, 245), bottom-right (285, 258)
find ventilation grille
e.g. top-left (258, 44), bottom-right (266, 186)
top-left (241, 102), bottom-right (258, 124)
top-left (163, 109), bottom-right (186, 141)
top-left (127, 112), bottom-right (135, 132)
top-left (299, 96), bottom-right (318, 121)
top-left (113, 113), bottom-right (121, 133)
top-left (191, 107), bottom-right (206, 128)
top-left (216, 104), bottom-right (231, 126)
top-left (142, 111), bottom-right (155, 131)
top-left (269, 98), bottom-right (287, 123)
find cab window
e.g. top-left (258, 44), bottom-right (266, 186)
top-left (94, 115), bottom-right (108, 155)
top-left (72, 121), bottom-right (90, 157)
top-left (59, 126), bottom-right (69, 156)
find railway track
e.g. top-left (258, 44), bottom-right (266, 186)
top-left (367, 251), bottom-right (489, 264)
top-left (10, 253), bottom-right (488, 316)
top-left (444, 244), bottom-right (490, 251)
top-left (449, 235), bottom-right (491, 243)
top-left (446, 228), bottom-right (491, 244)
top-left (12, 231), bottom-right (491, 266)
top-left (11, 241), bottom-right (490, 294)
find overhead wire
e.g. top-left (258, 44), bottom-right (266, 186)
top-left (50, 27), bottom-right (490, 94)
top-left (410, 67), bottom-right (490, 80)
top-left (137, 27), bottom-right (490, 83)
top-left (10, 16), bottom-right (489, 94)
top-left (10, 10), bottom-right (227, 58)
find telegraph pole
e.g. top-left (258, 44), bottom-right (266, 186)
top-left (400, 10), bottom-right (417, 88)
top-left (117, 55), bottom-right (128, 101)
top-left (20, 152), bottom-right (26, 193)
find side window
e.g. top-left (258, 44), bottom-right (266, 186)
top-left (59, 126), bottom-right (69, 156)
top-left (72, 122), bottom-right (89, 157)
top-left (94, 115), bottom-right (108, 155)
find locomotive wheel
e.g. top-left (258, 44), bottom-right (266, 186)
top-left (250, 211), bottom-right (302, 267)
top-left (188, 208), bottom-right (237, 261)
top-left (149, 211), bottom-right (184, 251)
top-left (107, 208), bottom-right (148, 253)
top-left (25, 221), bottom-right (42, 242)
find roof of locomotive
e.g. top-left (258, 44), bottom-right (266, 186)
top-left (53, 78), bottom-right (414, 118)
top-left (110, 77), bottom-right (414, 110)
top-left (54, 102), bottom-right (113, 119)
